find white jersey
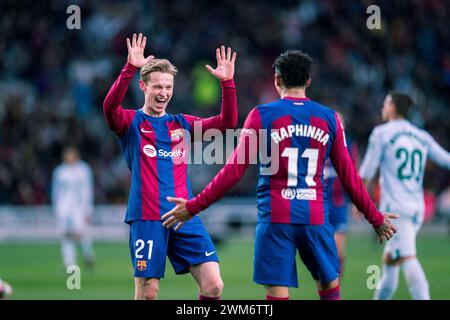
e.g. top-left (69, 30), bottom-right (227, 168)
top-left (51, 161), bottom-right (94, 219)
top-left (360, 119), bottom-right (450, 220)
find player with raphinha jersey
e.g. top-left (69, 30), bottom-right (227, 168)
top-left (103, 33), bottom-right (238, 300)
top-left (360, 92), bottom-right (450, 300)
top-left (162, 51), bottom-right (398, 300)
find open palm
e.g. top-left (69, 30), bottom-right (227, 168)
top-left (205, 46), bottom-right (237, 81)
top-left (126, 33), bottom-right (154, 68)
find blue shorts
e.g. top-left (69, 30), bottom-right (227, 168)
top-left (254, 222), bottom-right (339, 287)
top-left (129, 216), bottom-right (219, 278)
top-left (329, 205), bottom-right (349, 233)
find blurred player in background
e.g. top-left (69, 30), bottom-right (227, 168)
top-left (360, 92), bottom-right (450, 300)
top-left (0, 277), bottom-right (13, 300)
top-left (324, 110), bottom-right (359, 279)
top-left (103, 33), bottom-right (237, 300)
top-left (162, 50), bottom-right (398, 300)
top-left (51, 146), bottom-right (95, 270)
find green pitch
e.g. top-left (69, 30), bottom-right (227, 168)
top-left (1, 233), bottom-right (449, 300)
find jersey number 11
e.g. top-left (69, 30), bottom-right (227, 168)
top-left (281, 147), bottom-right (319, 187)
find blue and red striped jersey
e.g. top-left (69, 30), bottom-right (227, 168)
top-left (103, 63), bottom-right (237, 222)
top-left (324, 138), bottom-right (358, 210)
top-left (119, 112), bottom-right (193, 222)
top-left (186, 97), bottom-right (383, 227)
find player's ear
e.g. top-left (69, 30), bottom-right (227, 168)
top-left (274, 74), bottom-right (282, 93)
top-left (305, 78), bottom-right (311, 88)
top-left (392, 103), bottom-right (399, 117)
top-left (139, 79), bottom-right (146, 92)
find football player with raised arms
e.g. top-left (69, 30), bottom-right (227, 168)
top-left (103, 33), bottom-right (237, 300)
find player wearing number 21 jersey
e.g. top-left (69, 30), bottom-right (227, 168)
top-left (104, 33), bottom-right (238, 300)
top-left (359, 92), bottom-right (450, 300)
top-left (162, 51), bottom-right (398, 300)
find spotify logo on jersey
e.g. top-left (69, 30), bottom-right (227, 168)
top-left (143, 144), bottom-right (186, 159)
top-left (143, 144), bottom-right (157, 158)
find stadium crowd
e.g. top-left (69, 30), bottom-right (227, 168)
top-left (0, 0), bottom-right (448, 214)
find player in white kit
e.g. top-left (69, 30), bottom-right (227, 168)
top-left (51, 147), bottom-right (95, 270)
top-left (360, 92), bottom-right (450, 300)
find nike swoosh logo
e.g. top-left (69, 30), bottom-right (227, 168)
top-left (205, 251), bottom-right (216, 257)
top-left (141, 128), bottom-right (154, 133)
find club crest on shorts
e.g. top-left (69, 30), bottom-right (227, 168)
top-left (137, 260), bottom-right (147, 271)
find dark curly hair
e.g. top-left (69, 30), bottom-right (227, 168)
top-left (272, 50), bottom-right (313, 88)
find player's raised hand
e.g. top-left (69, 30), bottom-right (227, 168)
top-left (374, 213), bottom-right (399, 244)
top-left (162, 197), bottom-right (192, 231)
top-left (205, 45), bottom-right (237, 81)
top-left (126, 33), bottom-right (154, 68)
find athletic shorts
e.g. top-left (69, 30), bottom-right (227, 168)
top-left (329, 205), bottom-right (349, 233)
top-left (253, 222), bottom-right (339, 287)
top-left (57, 215), bottom-right (87, 235)
top-left (384, 215), bottom-right (422, 260)
top-left (129, 216), bottom-right (219, 278)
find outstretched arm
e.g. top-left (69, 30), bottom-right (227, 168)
top-left (359, 127), bottom-right (383, 184)
top-left (425, 132), bottom-right (450, 169)
top-left (183, 46), bottom-right (238, 135)
top-left (330, 113), bottom-right (398, 243)
top-left (162, 108), bottom-right (262, 230)
top-left (103, 33), bottom-right (154, 137)
top-left (355, 127), bottom-right (383, 218)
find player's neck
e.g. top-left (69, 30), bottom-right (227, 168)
top-left (142, 106), bottom-right (166, 117)
top-left (389, 115), bottom-right (405, 122)
top-left (280, 87), bottom-right (307, 99)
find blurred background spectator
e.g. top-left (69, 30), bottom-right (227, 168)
top-left (0, 0), bottom-right (448, 210)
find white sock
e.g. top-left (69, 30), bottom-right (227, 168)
top-left (62, 238), bottom-right (76, 269)
top-left (402, 258), bottom-right (430, 300)
top-left (80, 236), bottom-right (94, 262)
top-left (374, 264), bottom-right (400, 300)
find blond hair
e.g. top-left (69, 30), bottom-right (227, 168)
top-left (140, 59), bottom-right (178, 83)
